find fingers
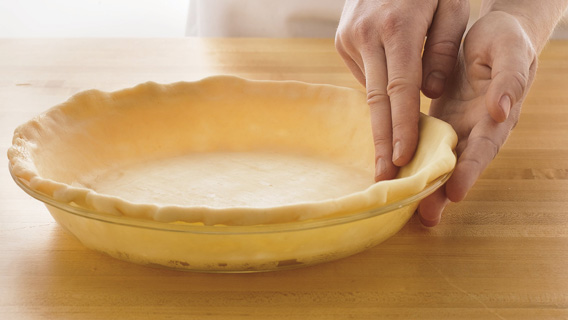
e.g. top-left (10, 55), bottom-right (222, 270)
top-left (418, 116), bottom-right (512, 226)
top-left (422, 0), bottom-right (469, 99)
top-left (485, 46), bottom-right (534, 123)
top-left (337, 24), bottom-right (423, 180)
top-left (339, 35), bottom-right (423, 174)
top-left (336, 36), bottom-right (399, 181)
top-left (383, 27), bottom-right (423, 167)
top-left (445, 116), bottom-right (511, 202)
top-left (361, 51), bottom-right (399, 181)
top-left (336, 37), bottom-right (397, 181)
top-left (335, 1), bottom-right (440, 179)
top-left (418, 187), bottom-right (450, 227)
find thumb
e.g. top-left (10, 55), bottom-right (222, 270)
top-left (485, 44), bottom-right (535, 123)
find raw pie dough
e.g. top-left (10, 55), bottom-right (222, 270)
top-left (8, 76), bottom-right (457, 226)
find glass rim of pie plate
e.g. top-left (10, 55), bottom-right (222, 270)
top-left (9, 164), bottom-right (452, 235)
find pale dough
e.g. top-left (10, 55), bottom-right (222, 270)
top-left (8, 76), bottom-right (457, 226)
top-left (88, 151), bottom-right (373, 208)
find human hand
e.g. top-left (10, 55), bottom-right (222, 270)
top-left (335, 0), bottom-right (469, 181)
top-left (418, 11), bottom-right (538, 226)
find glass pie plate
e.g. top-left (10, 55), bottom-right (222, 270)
top-left (10, 167), bottom-right (451, 272)
top-left (8, 76), bottom-right (457, 272)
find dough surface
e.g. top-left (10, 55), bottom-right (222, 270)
top-left (88, 151), bottom-right (373, 208)
top-left (8, 76), bottom-right (457, 226)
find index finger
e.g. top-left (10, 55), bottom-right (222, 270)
top-left (383, 29), bottom-right (424, 167)
top-left (361, 49), bottom-right (399, 182)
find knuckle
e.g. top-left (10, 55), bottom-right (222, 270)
top-left (381, 11), bottom-right (401, 34)
top-left (334, 31), bottom-right (343, 50)
top-left (499, 70), bottom-right (530, 99)
top-left (386, 77), bottom-right (419, 98)
top-left (336, 13), bottom-right (377, 45)
top-left (335, 19), bottom-right (350, 39)
top-left (425, 40), bottom-right (460, 61)
top-left (460, 157), bottom-right (484, 173)
top-left (474, 135), bottom-right (501, 160)
top-left (380, 11), bottom-right (408, 42)
top-left (349, 18), bottom-right (376, 42)
top-left (335, 25), bottom-right (352, 50)
top-left (511, 70), bottom-right (529, 92)
top-left (334, 36), bottom-right (350, 60)
top-left (366, 88), bottom-right (389, 106)
top-left (444, 0), bottom-right (470, 18)
top-left (373, 135), bottom-right (390, 149)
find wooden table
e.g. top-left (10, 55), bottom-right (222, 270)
top-left (1, 39), bottom-right (567, 319)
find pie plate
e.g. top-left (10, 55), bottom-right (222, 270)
top-left (8, 76), bottom-right (457, 272)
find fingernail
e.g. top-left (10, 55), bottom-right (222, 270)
top-left (375, 157), bottom-right (387, 181)
top-left (426, 71), bottom-right (446, 94)
top-left (392, 141), bottom-right (402, 163)
top-left (499, 95), bottom-right (511, 119)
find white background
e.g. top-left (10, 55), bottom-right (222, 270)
top-left (0, 0), bottom-right (567, 38)
top-left (0, 0), bottom-right (189, 37)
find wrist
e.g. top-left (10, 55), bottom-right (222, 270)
top-left (484, 11), bottom-right (540, 53)
top-left (480, 0), bottom-right (568, 53)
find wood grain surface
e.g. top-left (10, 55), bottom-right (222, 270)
top-left (1, 38), bottom-right (567, 319)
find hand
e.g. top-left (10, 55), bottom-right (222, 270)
top-left (335, 0), bottom-right (469, 181)
top-left (418, 11), bottom-right (538, 226)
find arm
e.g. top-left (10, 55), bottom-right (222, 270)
top-left (482, 0), bottom-right (568, 53)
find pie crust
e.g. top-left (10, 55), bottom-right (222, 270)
top-left (8, 76), bottom-right (457, 226)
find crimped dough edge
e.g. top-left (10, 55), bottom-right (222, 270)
top-left (8, 76), bottom-right (457, 226)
